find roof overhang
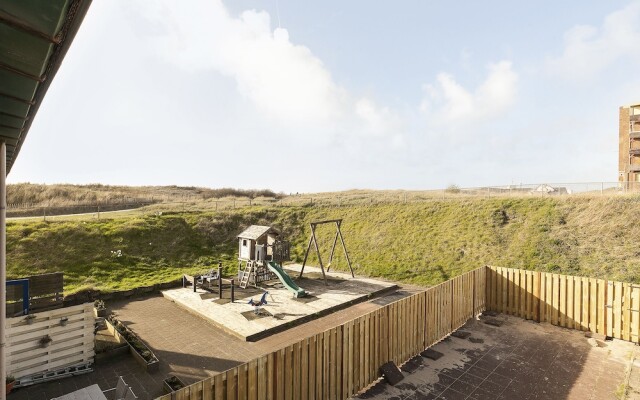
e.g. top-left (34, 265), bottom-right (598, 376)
top-left (0, 0), bottom-right (92, 173)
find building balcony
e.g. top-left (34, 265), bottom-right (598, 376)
top-left (629, 164), bottom-right (640, 172)
top-left (630, 131), bottom-right (640, 139)
top-left (631, 149), bottom-right (640, 156)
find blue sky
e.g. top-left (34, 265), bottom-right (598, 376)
top-left (8, 1), bottom-right (640, 192)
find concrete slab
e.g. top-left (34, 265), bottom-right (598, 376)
top-left (162, 265), bottom-right (397, 341)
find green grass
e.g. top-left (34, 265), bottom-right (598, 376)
top-left (8, 196), bottom-right (640, 294)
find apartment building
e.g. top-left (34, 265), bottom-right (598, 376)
top-left (619, 104), bottom-right (640, 185)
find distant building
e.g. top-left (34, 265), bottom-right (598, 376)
top-left (531, 184), bottom-right (569, 195)
top-left (619, 104), bottom-right (640, 186)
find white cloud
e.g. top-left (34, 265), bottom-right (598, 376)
top-left (547, 2), bottom-right (640, 80)
top-left (420, 61), bottom-right (518, 126)
top-left (136, 0), bottom-right (401, 142)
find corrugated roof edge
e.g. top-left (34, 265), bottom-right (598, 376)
top-left (8, 0), bottom-right (92, 174)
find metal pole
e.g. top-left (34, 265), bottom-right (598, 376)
top-left (1, 142), bottom-right (7, 400)
top-left (230, 279), bottom-right (235, 303)
top-left (218, 263), bottom-right (222, 298)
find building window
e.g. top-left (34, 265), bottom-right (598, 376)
top-left (242, 239), bottom-right (247, 246)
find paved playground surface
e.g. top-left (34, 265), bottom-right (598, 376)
top-left (162, 264), bottom-right (397, 341)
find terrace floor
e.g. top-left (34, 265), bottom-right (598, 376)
top-left (354, 313), bottom-right (640, 400)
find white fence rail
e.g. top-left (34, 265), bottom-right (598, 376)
top-left (6, 303), bottom-right (95, 379)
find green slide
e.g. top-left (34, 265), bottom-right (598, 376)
top-left (267, 262), bottom-right (306, 298)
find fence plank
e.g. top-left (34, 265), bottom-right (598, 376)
top-left (248, 359), bottom-right (258, 400)
top-left (284, 345), bottom-right (293, 400)
top-left (573, 277), bottom-right (581, 330)
top-left (599, 279), bottom-right (607, 336)
top-left (519, 270), bottom-right (526, 318)
top-left (316, 333), bottom-right (324, 400)
top-left (226, 368), bottom-right (237, 400)
top-left (566, 275), bottom-right (574, 328)
top-left (510, 269), bottom-right (517, 316)
top-left (357, 316), bottom-right (364, 393)
top-left (257, 356), bottom-right (268, 400)
top-left (308, 336), bottom-right (316, 400)
top-left (214, 374), bottom-right (225, 400)
top-left (580, 277), bottom-right (588, 331)
top-left (629, 285), bottom-right (640, 343)
top-left (203, 376), bottom-right (213, 400)
top-left (615, 281), bottom-right (623, 339)
top-left (328, 329), bottom-right (336, 400)
top-left (624, 283), bottom-right (632, 342)
top-left (238, 363), bottom-right (248, 400)
top-left (276, 349), bottom-right (285, 400)
top-left (500, 267), bottom-right (507, 314)
top-left (266, 352), bottom-right (275, 400)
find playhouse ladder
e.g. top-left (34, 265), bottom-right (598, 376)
top-left (240, 263), bottom-right (254, 289)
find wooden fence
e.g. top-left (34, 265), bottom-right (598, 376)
top-left (158, 267), bottom-right (486, 400)
top-left (7, 272), bottom-right (64, 316)
top-left (486, 266), bottom-right (640, 343)
top-left (6, 303), bottom-right (95, 379)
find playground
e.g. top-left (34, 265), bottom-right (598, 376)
top-left (161, 222), bottom-right (396, 340)
top-left (162, 264), bottom-right (397, 341)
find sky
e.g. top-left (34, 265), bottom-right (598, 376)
top-left (8, 1), bottom-right (640, 192)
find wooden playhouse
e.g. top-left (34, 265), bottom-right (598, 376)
top-left (237, 225), bottom-right (290, 288)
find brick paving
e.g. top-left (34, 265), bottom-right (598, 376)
top-left (8, 286), bottom-right (419, 400)
top-left (355, 314), bottom-right (637, 400)
top-left (8, 353), bottom-right (163, 400)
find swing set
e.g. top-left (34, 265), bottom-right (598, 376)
top-left (298, 219), bottom-right (354, 285)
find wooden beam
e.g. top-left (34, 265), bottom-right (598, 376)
top-left (310, 219), bottom-right (343, 226)
top-left (0, 12), bottom-right (61, 44)
top-left (336, 220), bottom-right (355, 278)
top-left (310, 225), bottom-right (328, 285)
top-left (0, 111), bottom-right (28, 120)
top-left (326, 225), bottom-right (340, 272)
top-left (0, 61), bottom-right (45, 83)
top-left (298, 229), bottom-right (315, 279)
top-left (0, 91), bottom-right (35, 106)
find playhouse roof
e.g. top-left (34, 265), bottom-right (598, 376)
top-left (237, 225), bottom-right (278, 240)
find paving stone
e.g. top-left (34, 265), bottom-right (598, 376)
top-left (420, 349), bottom-right (444, 360)
top-left (379, 361), bottom-right (404, 385)
top-left (417, 382), bottom-right (447, 397)
top-left (438, 387), bottom-right (468, 400)
top-left (483, 318), bottom-right (504, 327)
top-left (405, 390), bottom-right (439, 400)
top-left (447, 379), bottom-right (477, 396)
top-left (482, 310), bottom-right (499, 317)
top-left (466, 365), bottom-right (493, 380)
top-left (458, 371), bottom-right (485, 387)
top-left (467, 387), bottom-right (499, 400)
top-left (451, 330), bottom-right (471, 339)
top-left (434, 373), bottom-right (457, 387)
top-left (400, 357), bottom-right (423, 373)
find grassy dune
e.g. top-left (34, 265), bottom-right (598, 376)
top-left (7, 196), bottom-right (640, 293)
top-left (7, 183), bottom-right (282, 206)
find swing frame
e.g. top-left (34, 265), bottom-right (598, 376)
top-left (299, 219), bottom-right (354, 285)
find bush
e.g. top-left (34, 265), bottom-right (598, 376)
top-left (445, 185), bottom-right (461, 194)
